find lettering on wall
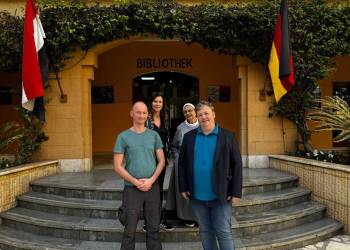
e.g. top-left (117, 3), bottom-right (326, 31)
top-left (136, 58), bottom-right (193, 69)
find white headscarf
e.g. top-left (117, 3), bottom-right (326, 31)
top-left (182, 103), bottom-right (195, 111)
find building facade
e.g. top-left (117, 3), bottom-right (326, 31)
top-left (0, 0), bottom-right (349, 172)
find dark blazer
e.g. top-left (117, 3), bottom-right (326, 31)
top-left (178, 127), bottom-right (243, 204)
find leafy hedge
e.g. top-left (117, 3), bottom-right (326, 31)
top-left (1, 0), bottom-right (350, 150)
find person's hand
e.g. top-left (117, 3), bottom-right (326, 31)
top-left (137, 178), bottom-right (154, 192)
top-left (133, 179), bottom-right (145, 189)
top-left (227, 196), bottom-right (240, 205)
top-left (181, 192), bottom-right (190, 200)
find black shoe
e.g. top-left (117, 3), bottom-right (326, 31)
top-left (159, 220), bottom-right (175, 231)
top-left (184, 220), bottom-right (196, 228)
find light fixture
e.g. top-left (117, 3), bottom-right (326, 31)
top-left (141, 77), bottom-right (155, 80)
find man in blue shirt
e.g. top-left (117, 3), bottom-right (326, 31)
top-left (114, 101), bottom-right (165, 250)
top-left (178, 101), bottom-right (242, 250)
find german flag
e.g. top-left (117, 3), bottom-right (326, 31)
top-left (269, 0), bottom-right (294, 103)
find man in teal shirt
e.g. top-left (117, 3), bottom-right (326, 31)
top-left (114, 101), bottom-right (165, 250)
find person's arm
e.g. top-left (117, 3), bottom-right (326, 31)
top-left (138, 148), bottom-right (165, 191)
top-left (227, 133), bottom-right (243, 205)
top-left (171, 128), bottom-right (181, 158)
top-left (178, 134), bottom-right (190, 199)
top-left (114, 153), bottom-right (143, 187)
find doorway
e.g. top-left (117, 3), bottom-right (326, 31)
top-left (133, 71), bottom-right (199, 138)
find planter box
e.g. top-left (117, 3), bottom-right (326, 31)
top-left (269, 155), bottom-right (350, 234)
top-left (0, 160), bottom-right (59, 213)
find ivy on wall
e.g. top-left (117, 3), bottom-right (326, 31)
top-left (0, 0), bottom-right (349, 150)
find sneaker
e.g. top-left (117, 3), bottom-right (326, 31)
top-left (159, 220), bottom-right (175, 231)
top-left (184, 220), bottom-right (196, 228)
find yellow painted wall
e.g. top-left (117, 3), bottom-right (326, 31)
top-left (92, 41), bottom-right (239, 153)
top-left (245, 63), bottom-right (297, 155)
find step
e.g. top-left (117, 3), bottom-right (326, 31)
top-left (240, 218), bottom-right (343, 249)
top-left (0, 226), bottom-right (202, 250)
top-left (1, 200), bottom-right (326, 241)
top-left (0, 218), bottom-right (342, 249)
top-left (17, 186), bottom-right (310, 220)
top-left (17, 192), bottom-right (170, 220)
top-left (242, 169), bottom-right (298, 195)
top-left (234, 187), bottom-right (311, 215)
top-left (30, 169), bottom-right (299, 200)
top-left (234, 201), bottom-right (326, 237)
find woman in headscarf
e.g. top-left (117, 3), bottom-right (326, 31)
top-left (166, 103), bottom-right (199, 227)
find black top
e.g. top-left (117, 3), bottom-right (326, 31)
top-left (146, 117), bottom-right (170, 158)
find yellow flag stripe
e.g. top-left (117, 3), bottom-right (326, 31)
top-left (269, 43), bottom-right (287, 103)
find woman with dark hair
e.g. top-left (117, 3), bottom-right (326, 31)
top-left (145, 94), bottom-right (174, 231)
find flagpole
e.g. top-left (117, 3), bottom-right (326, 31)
top-left (281, 117), bottom-right (286, 153)
top-left (44, 43), bottom-right (67, 103)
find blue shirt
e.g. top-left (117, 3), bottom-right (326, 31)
top-left (193, 124), bottom-right (218, 201)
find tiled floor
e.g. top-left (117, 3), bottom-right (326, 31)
top-left (297, 232), bottom-right (350, 249)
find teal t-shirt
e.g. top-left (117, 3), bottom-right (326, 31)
top-left (114, 128), bottom-right (163, 186)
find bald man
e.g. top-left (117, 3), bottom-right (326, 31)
top-left (114, 101), bottom-right (165, 250)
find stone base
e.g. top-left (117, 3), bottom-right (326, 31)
top-left (59, 158), bottom-right (92, 172)
top-left (242, 155), bottom-right (269, 168)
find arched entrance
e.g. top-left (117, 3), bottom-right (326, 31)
top-left (87, 38), bottom-right (245, 169)
top-left (133, 71), bottom-right (199, 137)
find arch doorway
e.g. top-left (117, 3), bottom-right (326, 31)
top-left (133, 71), bottom-right (199, 138)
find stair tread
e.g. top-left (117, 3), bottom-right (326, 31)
top-left (0, 225), bottom-right (202, 250)
top-left (240, 218), bottom-right (343, 248)
top-left (2, 200), bottom-right (326, 231)
top-left (239, 186), bottom-right (310, 205)
top-left (0, 218), bottom-right (342, 249)
top-left (30, 169), bottom-right (298, 191)
top-left (234, 201), bottom-right (325, 227)
top-left (20, 186), bottom-right (309, 211)
top-left (19, 192), bottom-right (122, 209)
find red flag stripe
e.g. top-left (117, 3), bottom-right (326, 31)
top-left (22, 0), bottom-right (44, 103)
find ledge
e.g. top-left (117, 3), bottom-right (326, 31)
top-left (0, 161), bottom-right (59, 177)
top-left (269, 155), bottom-right (350, 174)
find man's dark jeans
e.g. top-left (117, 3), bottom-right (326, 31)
top-left (121, 184), bottom-right (162, 250)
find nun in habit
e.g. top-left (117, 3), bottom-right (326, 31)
top-left (166, 103), bottom-right (199, 227)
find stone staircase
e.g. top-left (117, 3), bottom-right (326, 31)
top-left (0, 168), bottom-right (343, 250)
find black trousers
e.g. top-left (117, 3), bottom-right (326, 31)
top-left (121, 184), bottom-right (162, 250)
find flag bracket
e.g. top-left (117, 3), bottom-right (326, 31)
top-left (259, 89), bottom-right (266, 101)
top-left (60, 94), bottom-right (68, 103)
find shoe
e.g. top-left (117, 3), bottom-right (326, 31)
top-left (159, 220), bottom-right (175, 231)
top-left (142, 224), bottom-right (147, 232)
top-left (184, 220), bottom-right (196, 228)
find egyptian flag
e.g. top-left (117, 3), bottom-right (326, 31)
top-left (268, 0), bottom-right (295, 103)
top-left (22, 0), bottom-right (49, 122)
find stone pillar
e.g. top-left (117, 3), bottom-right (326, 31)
top-left (237, 57), bottom-right (248, 167)
top-left (33, 50), bottom-right (96, 172)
